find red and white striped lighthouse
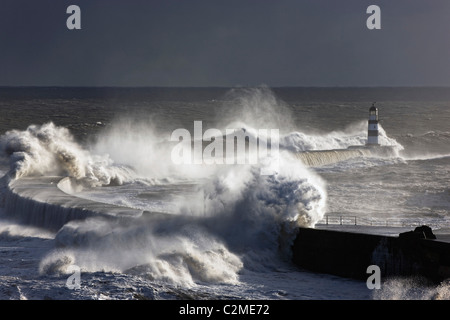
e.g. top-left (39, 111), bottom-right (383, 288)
top-left (367, 103), bottom-right (379, 146)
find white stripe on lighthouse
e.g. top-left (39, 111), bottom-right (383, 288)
top-left (367, 104), bottom-right (379, 145)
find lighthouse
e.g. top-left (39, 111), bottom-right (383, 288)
top-left (367, 103), bottom-right (380, 146)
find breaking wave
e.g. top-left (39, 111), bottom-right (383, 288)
top-left (0, 88), bottom-right (333, 286)
top-left (280, 120), bottom-right (402, 152)
top-left (0, 122), bottom-right (135, 187)
top-left (0, 87), bottom-right (403, 286)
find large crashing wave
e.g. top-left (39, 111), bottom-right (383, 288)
top-left (0, 122), bottom-right (135, 186)
top-left (0, 88), bottom-right (331, 286)
top-left (280, 120), bottom-right (403, 152)
top-left (39, 151), bottom-right (326, 285)
top-left (0, 119), bottom-right (328, 230)
top-left (0, 87), bottom-right (404, 286)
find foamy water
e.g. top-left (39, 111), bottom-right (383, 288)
top-left (1, 86), bottom-right (450, 300)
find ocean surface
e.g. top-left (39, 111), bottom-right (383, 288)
top-left (1, 86), bottom-right (450, 300)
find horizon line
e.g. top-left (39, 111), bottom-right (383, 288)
top-left (2, 85), bottom-right (450, 89)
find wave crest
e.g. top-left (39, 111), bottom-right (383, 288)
top-left (0, 122), bottom-right (135, 187)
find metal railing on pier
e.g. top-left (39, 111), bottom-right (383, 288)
top-left (318, 214), bottom-right (436, 228)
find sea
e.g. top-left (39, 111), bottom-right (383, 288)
top-left (0, 86), bottom-right (450, 301)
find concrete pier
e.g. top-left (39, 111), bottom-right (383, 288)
top-left (292, 225), bottom-right (450, 283)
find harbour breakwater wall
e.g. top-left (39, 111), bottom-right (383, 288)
top-left (292, 227), bottom-right (450, 283)
top-left (294, 149), bottom-right (372, 167)
top-left (3, 176), bottom-right (143, 232)
top-left (1, 145), bottom-right (395, 232)
top-left (294, 145), bottom-right (397, 167)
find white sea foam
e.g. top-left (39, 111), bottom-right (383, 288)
top-left (402, 153), bottom-right (450, 161)
top-left (1, 87), bottom-right (448, 300)
top-left (372, 277), bottom-right (450, 300)
top-left (0, 219), bottom-right (54, 240)
top-left (38, 153), bottom-right (326, 285)
top-left (1, 88), bottom-right (327, 286)
top-left (0, 87), bottom-right (405, 289)
top-left (280, 120), bottom-right (403, 153)
top-left (0, 122), bottom-right (136, 187)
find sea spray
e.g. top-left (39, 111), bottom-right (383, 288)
top-left (92, 116), bottom-right (220, 181)
top-left (4, 87), bottom-right (405, 288)
top-left (39, 148), bottom-right (327, 285)
top-left (0, 122), bottom-right (136, 187)
top-left (5, 88), bottom-right (328, 286)
top-left (36, 132), bottom-right (327, 285)
top-left (42, 216), bottom-right (244, 286)
top-left (280, 120), bottom-right (403, 153)
top-left (217, 86), bottom-right (296, 134)
top-left (170, 150), bottom-right (327, 272)
top-left (372, 277), bottom-right (450, 300)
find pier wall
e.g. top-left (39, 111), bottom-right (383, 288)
top-left (3, 176), bottom-right (142, 232)
top-left (292, 227), bottom-right (450, 283)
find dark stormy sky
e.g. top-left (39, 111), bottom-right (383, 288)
top-left (1, 0), bottom-right (449, 87)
